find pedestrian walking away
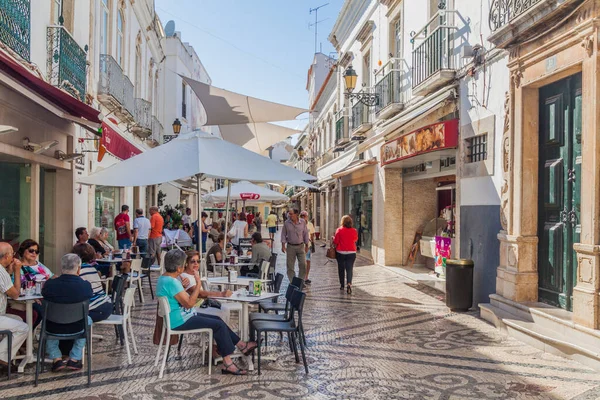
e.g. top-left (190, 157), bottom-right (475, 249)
top-left (333, 215), bottom-right (358, 294)
top-left (280, 208), bottom-right (309, 284)
top-left (266, 211), bottom-right (278, 241)
top-left (300, 210), bottom-right (315, 285)
top-left (132, 208), bottom-right (151, 254)
top-left (114, 205), bottom-right (132, 250)
top-left (148, 206), bottom-right (164, 266)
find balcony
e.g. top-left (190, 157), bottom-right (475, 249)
top-left (47, 26), bottom-right (87, 102)
top-left (132, 98), bottom-right (152, 138)
top-left (488, 0), bottom-right (580, 48)
top-left (0, 0), bottom-right (30, 61)
top-left (374, 58), bottom-right (404, 119)
top-left (98, 54), bottom-right (135, 122)
top-left (351, 102), bottom-right (371, 137)
top-left (411, 11), bottom-right (457, 97)
top-left (334, 108), bottom-right (350, 151)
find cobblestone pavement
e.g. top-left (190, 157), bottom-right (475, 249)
top-left (1, 235), bottom-right (600, 399)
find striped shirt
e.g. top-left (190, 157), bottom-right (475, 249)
top-left (0, 265), bottom-right (12, 314)
top-left (79, 263), bottom-right (110, 309)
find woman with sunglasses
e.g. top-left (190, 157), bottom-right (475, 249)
top-left (6, 239), bottom-right (51, 329)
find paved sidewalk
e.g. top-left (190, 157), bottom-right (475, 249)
top-left (1, 232), bottom-right (599, 399)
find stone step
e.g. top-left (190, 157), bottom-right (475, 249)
top-left (480, 302), bottom-right (600, 371)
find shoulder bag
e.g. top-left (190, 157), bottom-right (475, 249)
top-left (326, 239), bottom-right (337, 260)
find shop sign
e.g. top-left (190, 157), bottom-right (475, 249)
top-left (381, 119), bottom-right (459, 166)
top-left (240, 193), bottom-right (260, 200)
top-left (101, 123), bottom-right (142, 160)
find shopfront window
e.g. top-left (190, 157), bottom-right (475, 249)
top-left (0, 163), bottom-right (31, 248)
top-left (95, 186), bottom-right (119, 245)
top-left (343, 182), bottom-right (373, 254)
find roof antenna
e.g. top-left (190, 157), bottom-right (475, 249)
top-left (309, 3), bottom-right (329, 54)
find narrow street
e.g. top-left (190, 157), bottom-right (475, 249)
top-left (1, 231), bottom-right (599, 399)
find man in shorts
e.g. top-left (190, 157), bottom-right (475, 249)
top-left (300, 211), bottom-right (315, 285)
top-left (266, 211), bottom-right (277, 241)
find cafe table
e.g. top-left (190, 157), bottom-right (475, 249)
top-left (210, 291), bottom-right (280, 370)
top-left (206, 277), bottom-right (270, 290)
top-left (211, 262), bottom-right (252, 276)
top-left (10, 294), bottom-right (43, 372)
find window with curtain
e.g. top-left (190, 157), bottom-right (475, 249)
top-left (182, 82), bottom-right (187, 119)
top-left (116, 11), bottom-right (124, 66)
top-left (100, 0), bottom-right (110, 55)
top-left (52, 0), bottom-right (62, 25)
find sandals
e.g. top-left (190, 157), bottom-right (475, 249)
top-left (239, 341), bottom-right (258, 356)
top-left (222, 361), bottom-right (247, 375)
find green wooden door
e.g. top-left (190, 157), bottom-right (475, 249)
top-left (538, 73), bottom-right (582, 310)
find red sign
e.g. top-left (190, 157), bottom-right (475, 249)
top-left (381, 119), bottom-right (459, 166)
top-left (101, 122), bottom-right (142, 161)
top-left (240, 193), bottom-right (260, 200)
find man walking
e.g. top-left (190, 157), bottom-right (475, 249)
top-left (114, 205), bottom-right (132, 250)
top-left (132, 208), bottom-right (151, 254)
top-left (148, 206), bottom-right (164, 265)
top-left (280, 208), bottom-right (309, 284)
top-left (266, 211), bottom-right (277, 241)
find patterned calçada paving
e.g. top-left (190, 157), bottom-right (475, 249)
top-left (1, 235), bottom-right (600, 399)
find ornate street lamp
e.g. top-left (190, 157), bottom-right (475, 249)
top-left (297, 145), bottom-right (305, 160)
top-left (343, 65), bottom-right (379, 107)
top-left (172, 118), bottom-right (182, 134)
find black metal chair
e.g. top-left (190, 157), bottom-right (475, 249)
top-left (0, 330), bottom-right (12, 380)
top-left (140, 257), bottom-right (156, 299)
top-left (259, 276), bottom-right (303, 313)
top-left (251, 282), bottom-right (297, 348)
top-left (110, 274), bottom-right (126, 344)
top-left (35, 300), bottom-right (92, 386)
top-left (267, 253), bottom-right (278, 280)
top-left (252, 290), bottom-right (308, 375)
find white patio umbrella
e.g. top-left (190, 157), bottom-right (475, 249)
top-left (79, 130), bottom-right (314, 258)
top-left (203, 181), bottom-right (289, 203)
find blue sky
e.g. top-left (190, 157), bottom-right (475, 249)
top-left (155, 0), bottom-right (344, 131)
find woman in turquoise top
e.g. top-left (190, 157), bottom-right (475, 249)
top-left (156, 249), bottom-right (257, 375)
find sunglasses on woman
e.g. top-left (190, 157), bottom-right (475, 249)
top-left (27, 248), bottom-right (40, 254)
top-left (190, 259), bottom-right (200, 264)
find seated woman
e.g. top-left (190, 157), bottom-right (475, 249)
top-left (6, 239), bottom-right (50, 329)
top-left (71, 243), bottom-right (113, 322)
top-left (179, 251), bottom-right (234, 324)
top-left (88, 227), bottom-right (130, 275)
top-left (157, 249), bottom-right (257, 375)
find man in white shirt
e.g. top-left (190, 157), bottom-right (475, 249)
top-left (182, 208), bottom-right (193, 227)
top-left (0, 242), bottom-right (28, 371)
top-left (132, 208), bottom-right (151, 254)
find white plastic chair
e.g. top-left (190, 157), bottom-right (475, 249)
top-left (127, 259), bottom-right (145, 304)
top-left (92, 287), bottom-right (138, 364)
top-left (155, 297), bottom-right (212, 378)
top-left (260, 260), bottom-right (270, 281)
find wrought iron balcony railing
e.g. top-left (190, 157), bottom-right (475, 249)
top-left (411, 11), bottom-right (457, 89)
top-left (98, 54), bottom-right (135, 117)
top-left (489, 0), bottom-right (544, 32)
top-left (152, 116), bottom-right (163, 144)
top-left (47, 26), bottom-right (87, 101)
top-left (335, 108), bottom-right (349, 147)
top-left (351, 101), bottom-right (370, 132)
top-left (0, 0), bottom-right (30, 61)
top-left (133, 98), bottom-right (152, 136)
top-left (374, 70), bottom-right (402, 114)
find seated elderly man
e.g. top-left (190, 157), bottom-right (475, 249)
top-left (42, 254), bottom-right (93, 372)
top-left (157, 249), bottom-right (257, 375)
top-left (0, 242), bottom-right (28, 372)
top-left (241, 232), bottom-right (271, 277)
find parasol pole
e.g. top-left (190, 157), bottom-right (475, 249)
top-left (224, 180), bottom-right (232, 246)
top-left (196, 174), bottom-right (204, 260)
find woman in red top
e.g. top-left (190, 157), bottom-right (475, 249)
top-left (333, 215), bottom-right (358, 294)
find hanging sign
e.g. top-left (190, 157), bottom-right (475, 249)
top-left (240, 193), bottom-right (260, 200)
top-left (101, 122), bottom-right (142, 161)
top-left (381, 119), bottom-right (459, 166)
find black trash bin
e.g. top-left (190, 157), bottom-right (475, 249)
top-left (445, 259), bottom-right (474, 311)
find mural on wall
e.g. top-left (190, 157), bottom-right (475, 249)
top-left (381, 119), bottom-right (459, 165)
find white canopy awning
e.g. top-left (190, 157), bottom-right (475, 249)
top-left (77, 130), bottom-right (315, 186)
top-left (182, 75), bottom-right (307, 126)
top-left (316, 146), bottom-right (357, 183)
top-left (203, 181), bottom-right (289, 203)
top-left (219, 123), bottom-right (299, 153)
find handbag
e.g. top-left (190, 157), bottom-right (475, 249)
top-left (326, 241), bottom-right (337, 259)
top-left (153, 308), bottom-right (179, 346)
top-left (310, 240), bottom-right (316, 253)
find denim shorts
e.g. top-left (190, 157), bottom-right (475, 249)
top-left (268, 227), bottom-right (277, 234)
top-left (306, 249), bottom-right (311, 261)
